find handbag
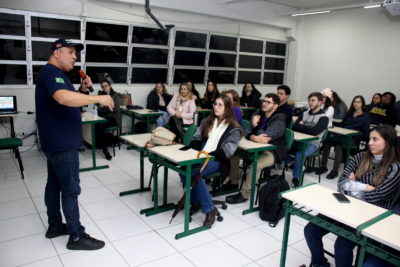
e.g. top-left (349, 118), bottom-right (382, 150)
top-left (121, 90), bottom-right (132, 106)
top-left (148, 127), bottom-right (176, 146)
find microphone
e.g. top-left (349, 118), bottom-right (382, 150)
top-left (78, 70), bottom-right (94, 92)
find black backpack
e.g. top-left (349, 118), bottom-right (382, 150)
top-left (259, 175), bottom-right (290, 227)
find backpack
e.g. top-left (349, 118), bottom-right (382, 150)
top-left (258, 175), bottom-right (290, 227)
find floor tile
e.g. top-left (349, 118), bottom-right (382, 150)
top-left (257, 247), bottom-right (310, 267)
top-left (20, 256), bottom-right (63, 267)
top-left (0, 214), bottom-right (45, 242)
top-left (78, 186), bottom-right (116, 205)
top-left (0, 198), bottom-right (37, 220)
top-left (138, 253), bottom-right (194, 267)
top-left (0, 185), bottom-right (30, 203)
top-left (83, 198), bottom-right (131, 221)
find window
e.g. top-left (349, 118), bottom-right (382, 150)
top-left (31, 17), bottom-right (80, 39)
top-left (265, 42), bottom-right (286, 56)
top-left (209, 53), bottom-right (236, 68)
top-left (32, 65), bottom-right (81, 84)
top-left (208, 70), bottom-right (235, 84)
top-left (264, 57), bottom-right (285, 70)
top-left (86, 67), bottom-right (127, 83)
top-left (0, 13), bottom-right (25, 36)
top-left (173, 69), bottom-right (205, 84)
top-left (0, 39), bottom-right (25, 60)
top-left (175, 31), bottom-right (207, 48)
top-left (132, 68), bottom-right (168, 83)
top-left (264, 72), bottom-right (284, 84)
top-left (132, 47), bottom-right (168, 65)
top-left (239, 55), bottom-right (262, 69)
top-left (0, 64), bottom-right (27, 84)
top-left (32, 41), bottom-right (73, 61)
top-left (86, 22), bottom-right (128, 42)
top-left (174, 50), bottom-right (205, 66)
top-left (240, 38), bottom-right (263, 53)
top-left (132, 26), bottom-right (169, 45)
top-left (86, 45), bottom-right (127, 63)
top-left (209, 35), bottom-right (237, 51)
top-left (238, 71), bottom-right (261, 84)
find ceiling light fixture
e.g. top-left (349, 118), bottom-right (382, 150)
top-left (291, 10), bottom-right (331, 16)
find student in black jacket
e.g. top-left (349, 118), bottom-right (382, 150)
top-left (276, 85), bottom-right (293, 127)
top-left (369, 91), bottom-right (397, 127)
top-left (240, 82), bottom-right (261, 109)
top-left (146, 82), bottom-right (172, 126)
top-left (201, 80), bottom-right (220, 109)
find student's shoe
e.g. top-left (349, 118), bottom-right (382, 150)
top-left (315, 166), bottom-right (328, 175)
top-left (326, 170), bottom-right (339, 179)
top-left (292, 178), bottom-right (299, 188)
top-left (45, 223), bottom-right (68, 239)
top-left (102, 148), bottom-right (112, 161)
top-left (66, 233), bottom-right (105, 250)
top-left (203, 207), bottom-right (220, 227)
top-left (226, 193), bottom-right (248, 204)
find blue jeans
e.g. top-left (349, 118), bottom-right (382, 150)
top-left (304, 215), bottom-right (357, 267)
top-left (179, 160), bottom-right (220, 214)
top-left (363, 255), bottom-right (395, 267)
top-left (156, 110), bottom-right (169, 126)
top-left (293, 143), bottom-right (318, 179)
top-left (44, 150), bottom-right (84, 239)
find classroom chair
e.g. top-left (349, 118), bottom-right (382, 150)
top-left (0, 137), bottom-right (24, 179)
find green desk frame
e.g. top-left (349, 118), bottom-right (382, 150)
top-left (241, 107), bottom-right (256, 120)
top-left (326, 129), bottom-right (362, 167)
top-left (292, 135), bottom-right (318, 186)
top-left (196, 109), bottom-right (211, 125)
top-left (122, 109), bottom-right (162, 134)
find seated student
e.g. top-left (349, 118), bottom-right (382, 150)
top-left (187, 80), bottom-right (201, 106)
top-left (289, 92), bottom-right (329, 187)
top-left (304, 124), bottom-right (400, 267)
top-left (316, 95), bottom-right (371, 179)
top-left (183, 94), bottom-right (242, 226)
top-left (226, 93), bottom-right (287, 204)
top-left (369, 91), bottom-right (397, 127)
top-left (201, 80), bottom-right (220, 109)
top-left (96, 80), bottom-right (121, 160)
top-left (331, 91), bottom-right (348, 120)
top-left (223, 89), bottom-right (243, 125)
top-left (146, 82), bottom-right (172, 126)
top-left (276, 85), bottom-right (293, 127)
top-left (366, 93), bottom-right (382, 111)
top-left (393, 100), bottom-right (400, 126)
top-left (167, 82), bottom-right (196, 142)
top-left (240, 82), bottom-right (261, 109)
top-left (320, 88), bottom-right (334, 127)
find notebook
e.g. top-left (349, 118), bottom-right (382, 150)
top-left (0, 96), bottom-right (18, 115)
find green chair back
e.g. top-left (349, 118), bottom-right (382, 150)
top-left (183, 124), bottom-right (197, 146)
top-left (285, 128), bottom-right (295, 151)
top-left (241, 119), bottom-right (250, 132)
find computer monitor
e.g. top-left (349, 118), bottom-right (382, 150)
top-left (0, 96), bottom-right (18, 115)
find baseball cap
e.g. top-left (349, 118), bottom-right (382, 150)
top-left (51, 39), bottom-right (84, 52)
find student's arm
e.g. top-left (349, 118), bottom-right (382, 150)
top-left (211, 129), bottom-right (241, 161)
top-left (263, 114), bottom-right (286, 141)
top-left (53, 89), bottom-right (114, 110)
top-left (167, 93), bottom-right (177, 116)
top-left (293, 116), bottom-right (329, 136)
top-left (181, 100), bottom-right (196, 120)
top-left (338, 153), bottom-right (363, 191)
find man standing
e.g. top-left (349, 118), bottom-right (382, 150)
top-left (226, 93), bottom-right (287, 204)
top-left (35, 39), bottom-right (114, 250)
top-left (290, 92), bottom-right (328, 187)
top-left (276, 85), bottom-right (293, 127)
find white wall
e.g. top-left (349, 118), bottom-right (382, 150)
top-left (295, 7), bottom-right (400, 105)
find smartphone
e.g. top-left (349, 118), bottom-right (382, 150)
top-left (179, 146), bottom-right (191, 151)
top-left (332, 193), bottom-right (350, 203)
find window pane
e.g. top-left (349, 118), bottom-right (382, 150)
top-left (0, 13), bottom-right (25, 36)
top-left (132, 68), bottom-right (167, 83)
top-left (31, 17), bottom-right (80, 39)
top-left (208, 70), bottom-right (235, 84)
top-left (132, 47), bottom-right (168, 64)
top-left (209, 35), bottom-right (237, 51)
top-left (175, 31), bottom-right (206, 48)
top-left (264, 72), bottom-right (284, 84)
top-left (209, 53), bottom-right (236, 68)
top-left (173, 69), bottom-right (205, 84)
top-left (240, 39), bottom-right (263, 53)
top-left (132, 27), bottom-right (168, 45)
top-left (264, 57), bottom-right (285, 70)
top-left (265, 42), bottom-right (286, 56)
top-left (86, 67), bottom-right (127, 83)
top-left (0, 64), bottom-right (26, 84)
top-left (86, 45), bottom-right (127, 63)
top-left (239, 55), bottom-right (262, 69)
top-left (86, 22), bottom-right (128, 42)
top-left (32, 41), bottom-right (81, 61)
top-left (33, 65), bottom-right (81, 84)
top-left (0, 39), bottom-right (25, 60)
top-left (174, 50), bottom-right (205, 66)
top-left (238, 71), bottom-right (260, 84)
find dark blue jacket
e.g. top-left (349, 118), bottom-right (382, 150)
top-left (340, 112), bottom-right (370, 142)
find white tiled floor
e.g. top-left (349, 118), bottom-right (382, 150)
top-left (0, 146), bottom-right (344, 267)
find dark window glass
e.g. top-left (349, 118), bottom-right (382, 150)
top-left (240, 39), bottom-right (263, 53)
top-left (263, 72), bottom-right (284, 84)
top-left (209, 53), bottom-right (236, 68)
top-left (86, 22), bottom-right (128, 42)
top-left (265, 42), bottom-right (286, 56)
top-left (86, 45), bottom-right (127, 63)
top-left (0, 13), bottom-right (25, 36)
top-left (132, 68), bottom-right (167, 83)
top-left (86, 67), bottom-right (127, 83)
top-left (209, 35), bottom-right (237, 51)
top-left (132, 47), bottom-right (168, 64)
top-left (239, 55), bottom-right (262, 69)
top-left (238, 71), bottom-right (261, 84)
top-left (33, 65), bottom-right (81, 84)
top-left (0, 64), bottom-right (27, 84)
top-left (208, 70), bottom-right (235, 84)
top-left (173, 69), bottom-right (205, 84)
top-left (264, 57), bottom-right (285, 70)
top-left (132, 27), bottom-right (168, 45)
top-left (175, 31), bottom-right (206, 48)
top-left (0, 39), bottom-right (25, 60)
top-left (32, 41), bottom-right (81, 61)
top-left (31, 17), bottom-right (80, 39)
top-left (174, 50), bottom-right (205, 66)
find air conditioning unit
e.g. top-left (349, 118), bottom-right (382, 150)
top-left (384, 0), bottom-right (400, 16)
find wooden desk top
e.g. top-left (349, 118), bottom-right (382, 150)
top-left (238, 138), bottom-right (275, 152)
top-left (120, 133), bottom-right (151, 148)
top-left (328, 126), bottom-right (361, 136)
top-left (81, 112), bottom-right (106, 123)
top-left (281, 184), bottom-right (387, 229)
top-left (293, 131), bottom-right (318, 142)
top-left (148, 144), bottom-right (211, 166)
top-left (196, 107), bottom-right (211, 112)
top-left (240, 106), bottom-right (256, 110)
top-left (362, 213), bottom-right (400, 251)
top-left (332, 118), bottom-right (343, 124)
top-left (132, 108), bottom-right (162, 115)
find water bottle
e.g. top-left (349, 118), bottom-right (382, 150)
top-left (92, 105), bottom-right (98, 119)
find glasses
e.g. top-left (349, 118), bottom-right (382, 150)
top-left (213, 103), bottom-right (224, 107)
top-left (261, 100), bottom-right (273, 104)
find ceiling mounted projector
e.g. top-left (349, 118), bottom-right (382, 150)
top-left (384, 0), bottom-right (400, 15)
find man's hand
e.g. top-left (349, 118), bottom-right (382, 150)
top-left (366, 185), bottom-right (375, 191)
top-left (252, 115), bottom-right (260, 127)
top-left (349, 172), bottom-right (356, 180)
top-left (80, 75), bottom-right (93, 92)
top-left (97, 95), bottom-right (114, 111)
top-left (175, 111), bottom-right (182, 118)
top-left (250, 133), bottom-right (270, 144)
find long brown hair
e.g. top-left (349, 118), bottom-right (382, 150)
top-left (202, 94), bottom-right (242, 138)
top-left (355, 125), bottom-right (400, 186)
top-left (203, 80), bottom-right (220, 103)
